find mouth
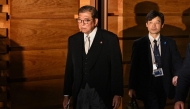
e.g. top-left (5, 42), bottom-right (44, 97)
top-left (81, 28), bottom-right (87, 30)
top-left (151, 28), bottom-right (157, 31)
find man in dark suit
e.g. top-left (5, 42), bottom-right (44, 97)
top-left (62, 5), bottom-right (123, 109)
top-left (174, 43), bottom-right (190, 109)
top-left (128, 10), bottom-right (183, 109)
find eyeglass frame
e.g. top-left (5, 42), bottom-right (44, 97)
top-left (76, 18), bottom-right (94, 24)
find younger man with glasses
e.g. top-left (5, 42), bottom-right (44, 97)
top-left (63, 5), bottom-right (123, 109)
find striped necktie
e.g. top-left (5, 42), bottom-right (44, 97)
top-left (153, 40), bottom-right (162, 68)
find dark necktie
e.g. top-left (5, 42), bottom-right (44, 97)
top-left (153, 40), bottom-right (162, 68)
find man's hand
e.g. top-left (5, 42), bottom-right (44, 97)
top-left (128, 89), bottom-right (136, 98)
top-left (172, 76), bottom-right (178, 86)
top-left (174, 101), bottom-right (184, 109)
top-left (112, 95), bottom-right (121, 109)
top-left (63, 96), bottom-right (70, 109)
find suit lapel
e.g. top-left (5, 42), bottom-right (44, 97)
top-left (87, 28), bottom-right (103, 69)
top-left (160, 36), bottom-right (167, 64)
top-left (145, 36), bottom-right (153, 73)
top-left (74, 32), bottom-right (84, 73)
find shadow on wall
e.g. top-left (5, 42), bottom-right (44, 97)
top-left (122, 1), bottom-right (184, 38)
top-left (182, 7), bottom-right (190, 36)
top-left (9, 40), bottom-right (24, 109)
top-left (121, 1), bottom-right (185, 62)
top-left (9, 41), bottom-right (64, 109)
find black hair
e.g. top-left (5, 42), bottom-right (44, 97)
top-left (146, 10), bottom-right (164, 25)
top-left (78, 5), bottom-right (98, 19)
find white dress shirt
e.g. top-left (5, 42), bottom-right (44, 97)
top-left (149, 33), bottom-right (161, 64)
top-left (84, 27), bottom-right (97, 48)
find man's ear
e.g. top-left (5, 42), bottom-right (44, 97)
top-left (95, 18), bottom-right (98, 26)
top-left (146, 23), bottom-right (148, 27)
top-left (161, 24), bottom-right (164, 28)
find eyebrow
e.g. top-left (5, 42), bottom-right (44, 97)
top-left (78, 17), bottom-right (90, 19)
top-left (148, 20), bottom-right (161, 22)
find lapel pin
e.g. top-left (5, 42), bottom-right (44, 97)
top-left (164, 42), bottom-right (166, 44)
top-left (100, 41), bottom-right (103, 44)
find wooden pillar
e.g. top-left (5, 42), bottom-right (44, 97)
top-left (0, 0), bottom-right (10, 108)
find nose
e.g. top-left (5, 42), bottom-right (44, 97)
top-left (80, 21), bottom-right (86, 25)
top-left (152, 23), bottom-right (156, 27)
top-left (79, 21), bottom-right (85, 26)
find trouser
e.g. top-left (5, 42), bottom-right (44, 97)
top-left (76, 83), bottom-right (107, 109)
top-left (143, 76), bottom-right (167, 109)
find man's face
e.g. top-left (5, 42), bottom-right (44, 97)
top-left (77, 12), bottom-right (98, 34)
top-left (146, 16), bottom-right (164, 35)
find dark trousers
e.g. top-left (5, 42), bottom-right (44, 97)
top-left (76, 83), bottom-right (107, 109)
top-left (143, 76), bottom-right (167, 109)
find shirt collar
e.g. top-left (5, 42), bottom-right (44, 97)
top-left (148, 33), bottom-right (160, 44)
top-left (84, 27), bottom-right (97, 41)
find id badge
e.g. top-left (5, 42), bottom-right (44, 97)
top-left (153, 68), bottom-right (164, 77)
top-left (153, 63), bottom-right (157, 70)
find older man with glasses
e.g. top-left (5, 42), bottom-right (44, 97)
top-left (62, 5), bottom-right (123, 109)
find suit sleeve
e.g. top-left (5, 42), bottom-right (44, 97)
top-left (128, 41), bottom-right (138, 89)
top-left (170, 39), bottom-right (183, 76)
top-left (110, 34), bottom-right (124, 97)
top-left (63, 37), bottom-right (74, 96)
top-left (175, 44), bottom-right (190, 102)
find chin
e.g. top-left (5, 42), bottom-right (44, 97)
top-left (150, 31), bottom-right (159, 34)
top-left (81, 31), bottom-right (87, 33)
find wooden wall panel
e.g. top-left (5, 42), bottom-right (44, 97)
top-left (0, 38), bottom-right (8, 53)
top-left (123, 63), bottom-right (130, 87)
top-left (121, 0), bottom-right (190, 37)
top-left (10, 19), bottom-right (78, 49)
top-left (9, 0), bottom-right (79, 108)
top-left (1, 4), bottom-right (9, 14)
top-left (9, 49), bottom-right (67, 80)
top-left (0, 0), bottom-right (9, 108)
top-left (119, 40), bottom-right (133, 62)
top-left (108, 0), bottom-right (119, 13)
top-left (0, 0), bottom-right (7, 4)
top-left (174, 38), bottom-right (190, 57)
top-left (0, 44), bottom-right (6, 53)
top-left (0, 28), bottom-right (7, 37)
top-left (121, 16), bottom-right (190, 37)
top-left (108, 16), bottom-right (118, 36)
top-left (0, 54), bottom-right (9, 61)
top-left (123, 0), bottom-right (190, 15)
top-left (10, 79), bottom-right (64, 109)
top-left (109, 16), bottom-right (190, 38)
top-left (10, 0), bottom-right (78, 19)
top-left (0, 13), bottom-right (8, 21)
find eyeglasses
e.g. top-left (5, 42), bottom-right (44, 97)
top-left (76, 18), bottom-right (92, 24)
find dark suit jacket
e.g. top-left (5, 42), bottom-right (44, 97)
top-left (175, 43), bottom-right (190, 102)
top-left (63, 28), bottom-right (123, 109)
top-left (129, 35), bottom-right (182, 100)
